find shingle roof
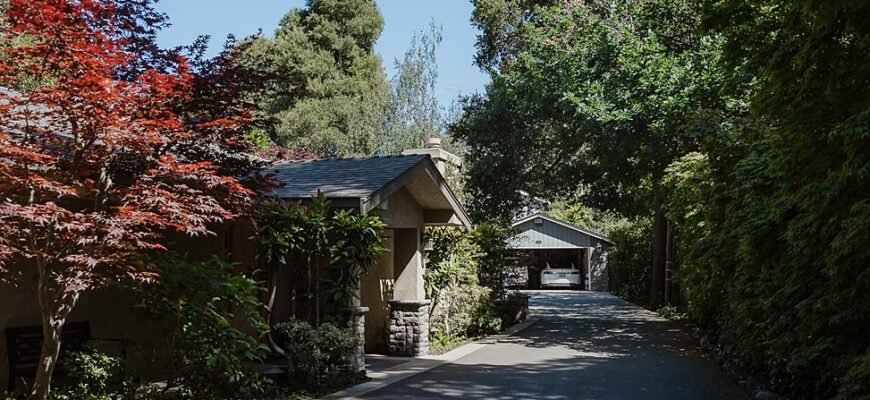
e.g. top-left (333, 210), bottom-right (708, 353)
top-left (268, 154), bottom-right (429, 199)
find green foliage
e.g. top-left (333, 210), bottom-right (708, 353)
top-left (48, 349), bottom-right (138, 400)
top-left (456, 0), bottom-right (725, 221)
top-left (238, 0), bottom-right (390, 157)
top-left (424, 226), bottom-right (509, 338)
top-left (430, 333), bottom-right (469, 354)
top-left (665, 1), bottom-right (870, 397)
top-left (424, 224), bottom-right (513, 301)
top-left (255, 196), bottom-right (387, 314)
top-left (469, 0), bottom-right (553, 72)
top-left (274, 319), bottom-right (361, 388)
top-left (432, 284), bottom-right (502, 338)
top-left (383, 21), bottom-right (449, 155)
top-left (424, 227), bottom-right (481, 302)
top-left (468, 223), bottom-right (514, 300)
top-left (130, 257), bottom-right (270, 399)
top-left (327, 209), bottom-right (388, 304)
top-left (655, 305), bottom-right (687, 321)
top-left (607, 219), bottom-right (653, 304)
top-left (547, 201), bottom-right (622, 237)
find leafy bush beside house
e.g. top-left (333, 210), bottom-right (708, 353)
top-left (274, 320), bottom-right (361, 389)
top-left (254, 196), bottom-right (385, 389)
top-left (424, 225), bottom-right (512, 342)
top-left (129, 257), bottom-right (271, 399)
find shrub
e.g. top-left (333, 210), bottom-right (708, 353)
top-left (656, 305), bottom-right (687, 321)
top-left (607, 218), bottom-right (653, 305)
top-left (431, 285), bottom-right (502, 338)
top-left (50, 349), bottom-right (127, 400)
top-left (130, 257), bottom-right (270, 399)
top-left (430, 334), bottom-right (469, 354)
top-left (46, 347), bottom-right (163, 400)
top-left (274, 319), bottom-right (360, 388)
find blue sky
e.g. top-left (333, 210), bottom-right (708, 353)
top-left (154, 0), bottom-right (489, 107)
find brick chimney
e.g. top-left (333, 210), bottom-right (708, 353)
top-left (402, 137), bottom-right (462, 181)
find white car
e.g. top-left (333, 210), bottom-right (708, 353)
top-left (540, 264), bottom-right (581, 289)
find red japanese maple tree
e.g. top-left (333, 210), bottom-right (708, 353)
top-left (0, 1), bottom-right (263, 397)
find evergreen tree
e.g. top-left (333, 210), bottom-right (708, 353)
top-left (240, 0), bottom-right (390, 158)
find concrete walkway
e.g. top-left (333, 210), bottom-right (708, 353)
top-left (359, 291), bottom-right (747, 400)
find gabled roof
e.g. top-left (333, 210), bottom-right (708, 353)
top-left (512, 212), bottom-right (613, 244)
top-left (268, 154), bottom-right (471, 227)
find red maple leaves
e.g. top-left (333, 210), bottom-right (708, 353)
top-left (0, 0), bottom-right (263, 287)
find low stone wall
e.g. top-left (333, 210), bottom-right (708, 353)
top-left (496, 294), bottom-right (530, 324)
top-left (387, 299), bottom-right (430, 357)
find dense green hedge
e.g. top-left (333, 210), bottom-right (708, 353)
top-left (607, 219), bottom-right (653, 305)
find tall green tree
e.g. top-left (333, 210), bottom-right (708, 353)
top-left (382, 21), bottom-right (445, 155)
top-left (470, 0), bottom-right (553, 73)
top-left (658, 1), bottom-right (870, 397)
top-left (456, 0), bottom-right (726, 303)
top-left (240, 0), bottom-right (390, 158)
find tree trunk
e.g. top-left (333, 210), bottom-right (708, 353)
top-left (651, 193), bottom-right (668, 306)
top-left (32, 263), bottom-right (79, 400)
top-left (664, 220), bottom-right (674, 304)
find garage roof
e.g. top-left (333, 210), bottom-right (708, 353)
top-left (509, 213), bottom-right (613, 249)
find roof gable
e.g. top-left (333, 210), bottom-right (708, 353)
top-left (267, 154), bottom-right (470, 227)
top-left (510, 213), bottom-right (613, 248)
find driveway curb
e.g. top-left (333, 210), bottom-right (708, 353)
top-left (320, 318), bottom-right (539, 399)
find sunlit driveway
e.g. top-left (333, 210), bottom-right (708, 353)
top-left (361, 291), bottom-right (747, 400)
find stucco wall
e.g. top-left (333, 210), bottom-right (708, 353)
top-left (0, 223), bottom-right (241, 392)
top-left (0, 282), bottom-right (174, 392)
top-left (375, 188), bottom-right (424, 229)
top-left (360, 232), bottom-right (394, 353)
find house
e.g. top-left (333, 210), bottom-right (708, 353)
top-left (267, 140), bottom-right (469, 357)
top-left (508, 213), bottom-right (612, 291)
top-left (0, 139), bottom-right (468, 391)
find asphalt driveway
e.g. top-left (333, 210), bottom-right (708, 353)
top-left (360, 291), bottom-right (747, 400)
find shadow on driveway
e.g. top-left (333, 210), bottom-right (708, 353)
top-left (360, 291), bottom-right (747, 400)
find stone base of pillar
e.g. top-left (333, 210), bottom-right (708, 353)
top-left (339, 306), bottom-right (368, 373)
top-left (387, 299), bottom-right (430, 357)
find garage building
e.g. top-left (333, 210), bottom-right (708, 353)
top-left (508, 213), bottom-right (612, 291)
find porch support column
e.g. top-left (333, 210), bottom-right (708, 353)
top-left (388, 299), bottom-right (430, 357)
top-left (392, 228), bottom-right (424, 300)
top-left (388, 227), bottom-right (429, 356)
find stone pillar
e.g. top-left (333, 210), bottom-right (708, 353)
top-left (340, 306), bottom-right (368, 372)
top-left (590, 242), bottom-right (610, 292)
top-left (387, 299), bottom-right (430, 357)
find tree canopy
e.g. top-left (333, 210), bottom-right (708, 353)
top-left (382, 21), bottom-right (446, 155)
top-left (456, 0), bottom-right (724, 222)
top-left (461, 0), bottom-right (870, 397)
top-left (239, 0), bottom-right (390, 158)
top-left (0, 0), bottom-right (262, 397)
